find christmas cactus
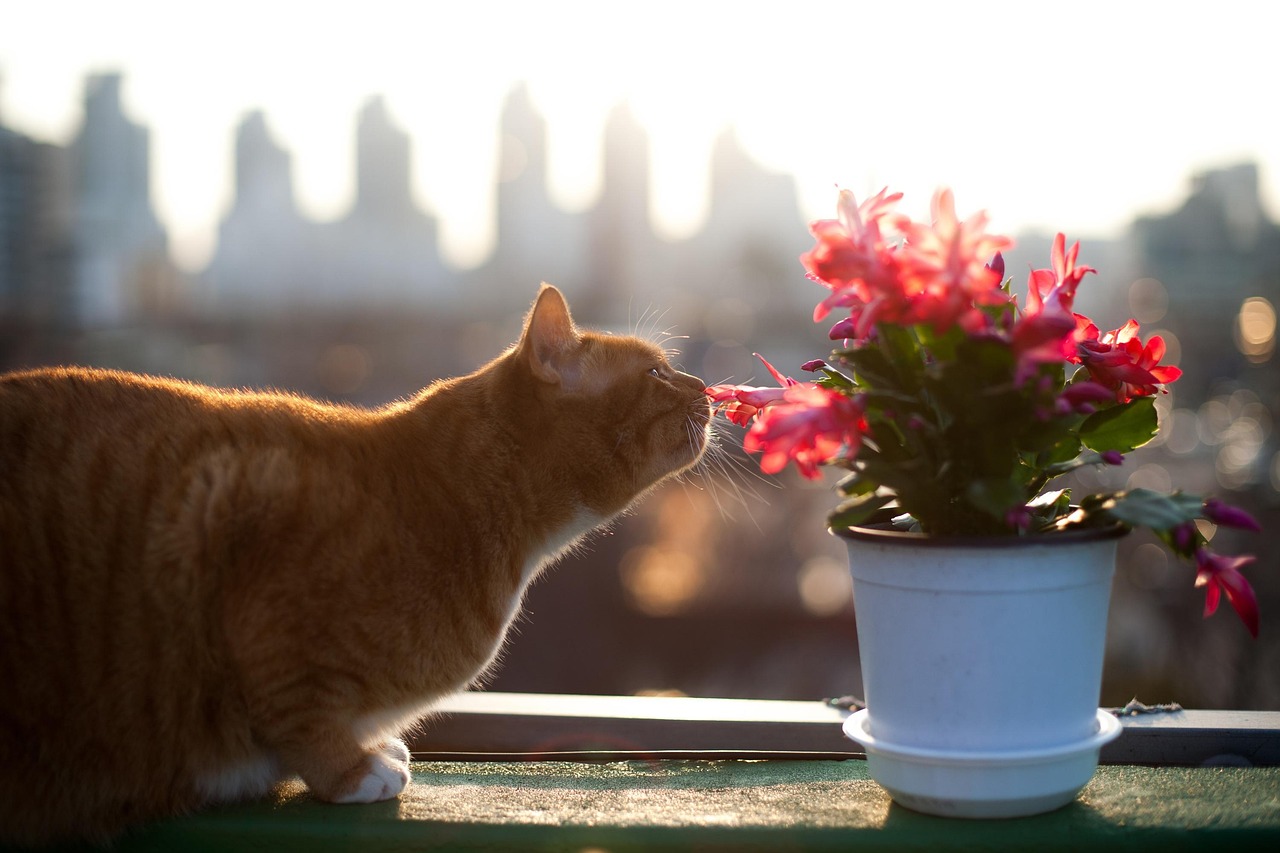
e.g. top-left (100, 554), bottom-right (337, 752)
top-left (709, 187), bottom-right (1261, 635)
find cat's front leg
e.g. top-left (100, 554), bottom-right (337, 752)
top-left (329, 739), bottom-right (412, 805)
top-left (275, 730), bottom-right (411, 804)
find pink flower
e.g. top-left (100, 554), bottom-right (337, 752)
top-left (802, 187), bottom-right (904, 325)
top-left (1011, 235), bottom-right (1096, 379)
top-left (1195, 549), bottom-right (1260, 637)
top-left (706, 354), bottom-right (800, 426)
top-left (1074, 319), bottom-right (1183, 402)
top-left (1012, 309), bottom-right (1079, 379)
top-left (1026, 233), bottom-right (1095, 316)
top-left (744, 385), bottom-right (868, 480)
top-left (892, 188), bottom-right (1015, 334)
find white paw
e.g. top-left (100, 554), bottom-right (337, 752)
top-left (380, 737), bottom-right (411, 764)
top-left (333, 751), bottom-right (411, 804)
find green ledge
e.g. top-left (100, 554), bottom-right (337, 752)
top-left (22, 761), bottom-right (1280, 852)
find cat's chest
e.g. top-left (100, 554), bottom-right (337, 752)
top-left (369, 509), bottom-right (606, 730)
top-left (508, 507), bottom-right (605, 614)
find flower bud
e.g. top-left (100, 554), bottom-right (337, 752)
top-left (1202, 498), bottom-right (1262, 532)
top-left (1172, 521), bottom-right (1197, 554)
top-left (986, 252), bottom-right (1006, 281)
top-left (828, 317), bottom-right (858, 340)
top-left (801, 359), bottom-right (827, 372)
top-left (1100, 451), bottom-right (1125, 466)
top-left (1005, 505), bottom-right (1032, 531)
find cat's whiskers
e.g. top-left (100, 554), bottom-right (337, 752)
top-left (630, 304), bottom-right (673, 346)
top-left (628, 306), bottom-right (691, 366)
top-left (677, 412), bottom-right (771, 528)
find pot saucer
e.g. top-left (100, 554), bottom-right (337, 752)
top-left (843, 709), bottom-right (1122, 819)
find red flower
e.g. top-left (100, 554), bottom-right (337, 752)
top-left (1074, 319), bottom-right (1182, 402)
top-left (1195, 549), bottom-right (1260, 637)
top-left (1012, 234), bottom-right (1096, 379)
top-left (706, 354), bottom-right (800, 426)
top-left (1026, 233), bottom-right (1095, 316)
top-left (892, 188), bottom-right (1015, 333)
top-left (744, 385), bottom-right (867, 480)
top-left (802, 187), bottom-right (905, 329)
top-left (1012, 309), bottom-right (1078, 379)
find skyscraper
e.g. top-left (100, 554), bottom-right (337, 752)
top-left (69, 73), bottom-right (167, 325)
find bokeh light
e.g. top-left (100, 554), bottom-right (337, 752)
top-left (796, 556), bottom-right (852, 617)
top-left (1128, 277), bottom-right (1168, 324)
top-left (1235, 297), bottom-right (1276, 362)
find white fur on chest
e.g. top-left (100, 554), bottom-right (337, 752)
top-left (522, 507), bottom-right (605, 583)
top-left (351, 509), bottom-right (606, 750)
top-left (509, 507), bottom-right (605, 621)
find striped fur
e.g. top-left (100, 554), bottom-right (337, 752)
top-left (0, 285), bottom-right (710, 845)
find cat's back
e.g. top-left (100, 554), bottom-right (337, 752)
top-left (1, 364), bottom-right (343, 440)
top-left (2, 365), bottom-right (366, 491)
top-left (0, 366), bottom-right (378, 844)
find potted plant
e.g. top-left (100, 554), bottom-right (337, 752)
top-left (708, 186), bottom-right (1261, 818)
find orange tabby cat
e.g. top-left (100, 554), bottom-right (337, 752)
top-left (0, 284), bottom-right (711, 846)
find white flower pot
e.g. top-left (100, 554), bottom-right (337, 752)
top-left (837, 524), bottom-right (1126, 818)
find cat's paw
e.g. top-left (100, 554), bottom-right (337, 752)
top-left (332, 750), bottom-right (411, 804)
top-left (379, 737), bottom-right (411, 765)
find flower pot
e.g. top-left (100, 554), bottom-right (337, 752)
top-left (835, 523), bottom-right (1126, 818)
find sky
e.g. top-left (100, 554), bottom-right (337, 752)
top-left (1, 0), bottom-right (1277, 273)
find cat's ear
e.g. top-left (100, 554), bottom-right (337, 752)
top-left (518, 283), bottom-right (581, 386)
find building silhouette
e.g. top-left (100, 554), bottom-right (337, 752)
top-left (329, 96), bottom-right (455, 308)
top-left (0, 102), bottom-right (74, 333)
top-left (70, 73), bottom-right (170, 325)
top-left (202, 110), bottom-right (307, 313)
top-left (1130, 163), bottom-right (1280, 403)
top-left (485, 83), bottom-right (584, 302)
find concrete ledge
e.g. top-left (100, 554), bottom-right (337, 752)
top-left (32, 761), bottom-right (1280, 852)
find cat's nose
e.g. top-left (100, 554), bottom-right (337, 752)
top-left (673, 371), bottom-right (705, 391)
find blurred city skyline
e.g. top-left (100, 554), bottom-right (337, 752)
top-left (2, 2), bottom-right (1278, 710)
top-left (2, 0), bottom-right (1278, 272)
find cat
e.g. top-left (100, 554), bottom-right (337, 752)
top-left (0, 284), bottom-right (711, 846)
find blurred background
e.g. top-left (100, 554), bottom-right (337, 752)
top-left (2, 1), bottom-right (1277, 709)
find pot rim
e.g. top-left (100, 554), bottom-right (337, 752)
top-left (832, 521), bottom-right (1128, 549)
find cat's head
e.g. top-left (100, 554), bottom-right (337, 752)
top-left (504, 284), bottom-right (711, 518)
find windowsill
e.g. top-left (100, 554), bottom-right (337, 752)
top-left (413, 691), bottom-right (1280, 767)
top-left (19, 693), bottom-right (1280, 852)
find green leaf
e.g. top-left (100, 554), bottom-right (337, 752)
top-left (1080, 396), bottom-right (1159, 453)
top-left (834, 345), bottom-right (900, 390)
top-left (965, 479), bottom-right (1028, 520)
top-left (1102, 488), bottom-right (1202, 531)
top-left (813, 367), bottom-right (856, 392)
top-left (828, 493), bottom-right (894, 529)
top-left (880, 325), bottom-right (927, 391)
top-left (1027, 488), bottom-right (1072, 525)
top-left (836, 472), bottom-right (879, 497)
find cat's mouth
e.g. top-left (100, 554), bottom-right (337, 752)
top-left (682, 396), bottom-right (713, 460)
